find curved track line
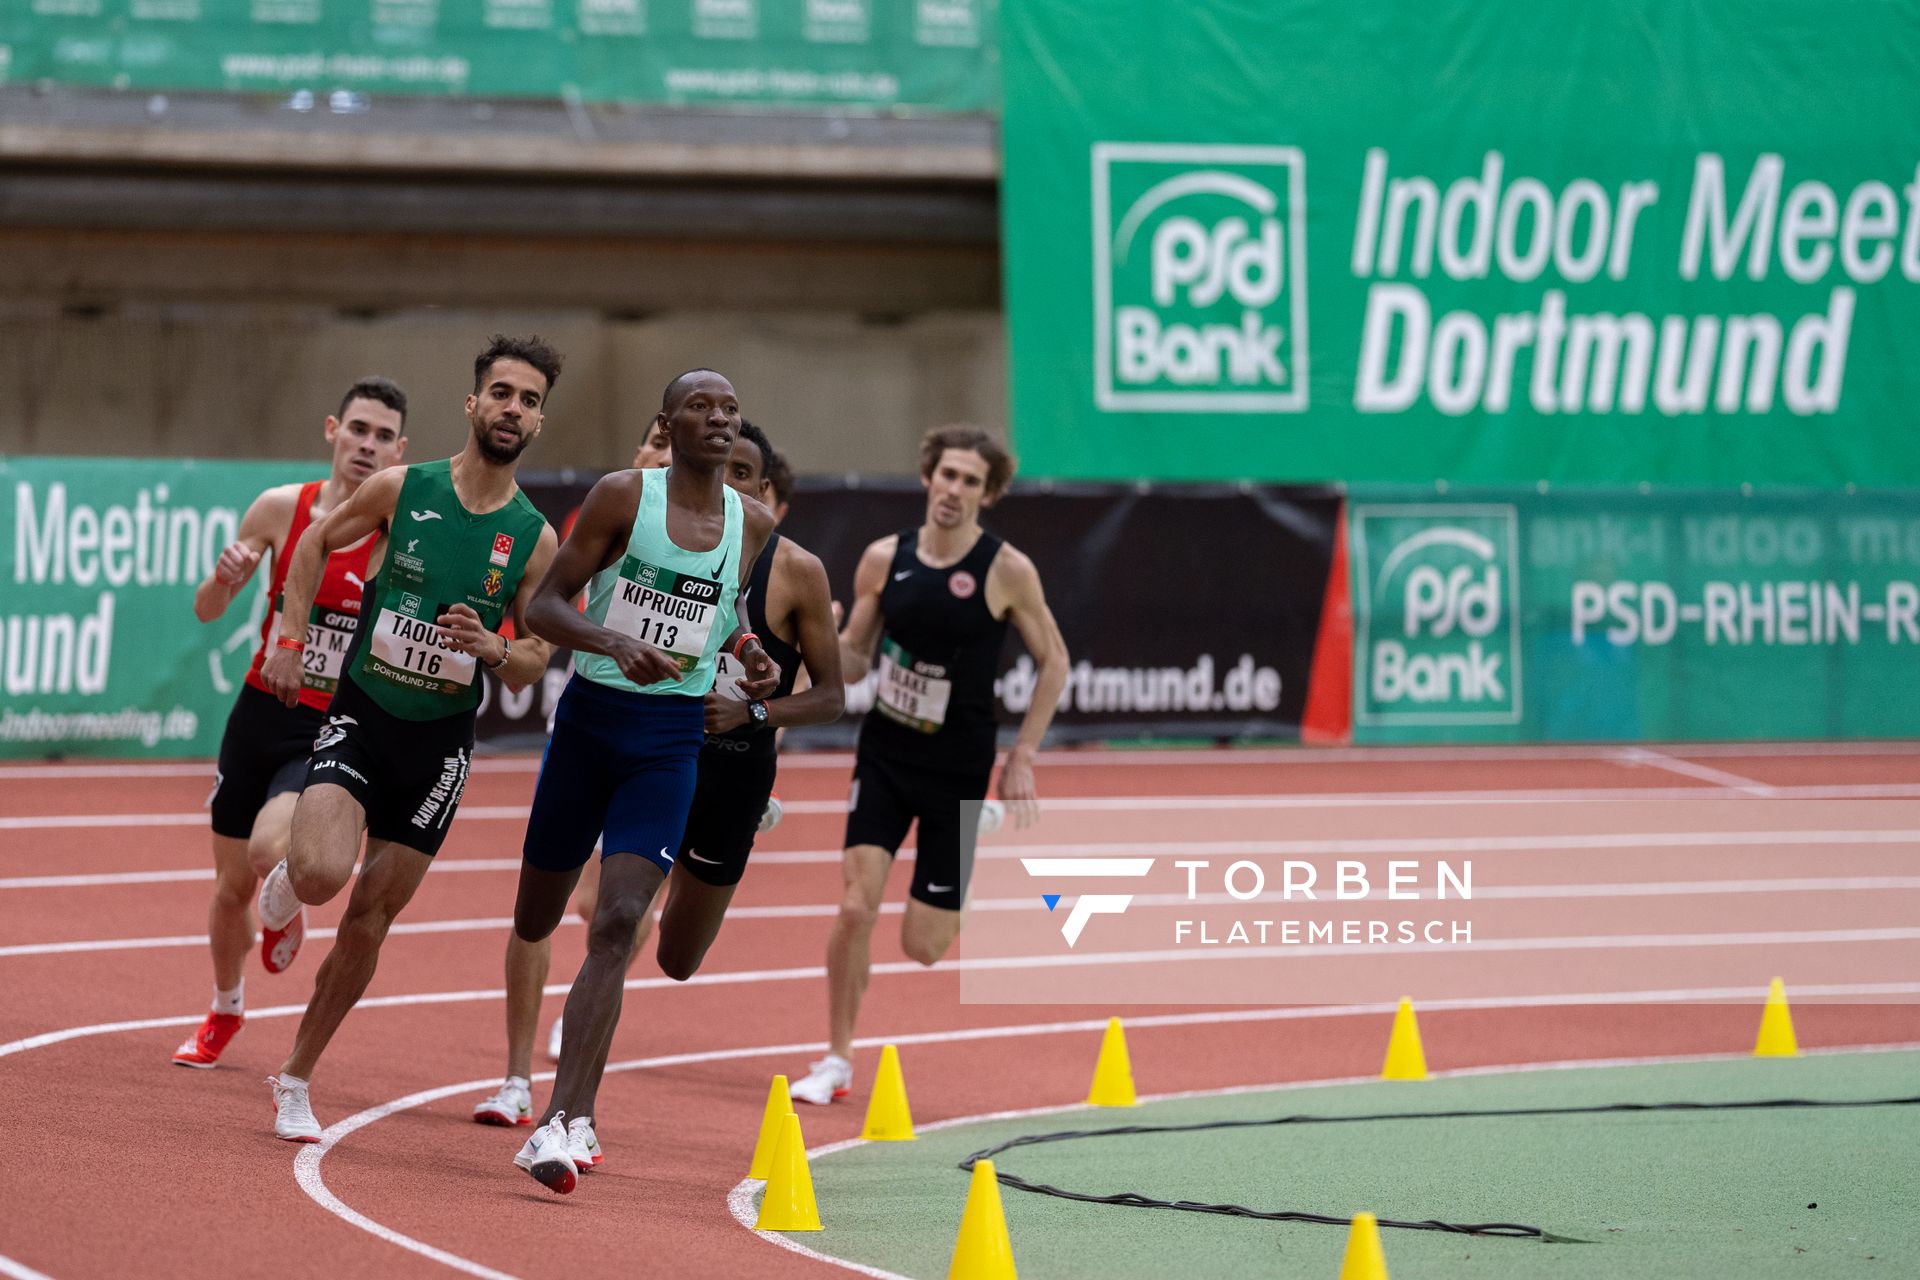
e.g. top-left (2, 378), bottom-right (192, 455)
top-left (296, 991), bottom-right (1920, 1278)
top-left (12, 876), bottom-right (1920, 959)
top-left (726, 1041), bottom-right (1920, 1278)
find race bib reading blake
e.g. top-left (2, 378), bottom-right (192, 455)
top-left (603, 556), bottom-right (723, 673)
top-left (368, 607), bottom-right (478, 693)
top-left (875, 636), bottom-right (951, 733)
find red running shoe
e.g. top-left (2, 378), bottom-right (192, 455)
top-left (172, 1011), bottom-right (244, 1068)
top-left (261, 906), bottom-right (306, 974)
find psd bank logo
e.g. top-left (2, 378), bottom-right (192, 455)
top-left (1354, 505), bottom-right (1522, 726)
top-left (1093, 143), bottom-right (1308, 412)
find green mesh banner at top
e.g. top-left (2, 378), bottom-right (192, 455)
top-left (1347, 486), bottom-right (1920, 743)
top-left (1000, 0), bottom-right (1920, 484)
top-left (1, 0), bottom-right (994, 110)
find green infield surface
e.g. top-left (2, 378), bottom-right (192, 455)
top-left (766, 1050), bottom-right (1920, 1279)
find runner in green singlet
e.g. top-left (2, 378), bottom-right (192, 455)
top-left (250, 335), bottom-right (564, 1143)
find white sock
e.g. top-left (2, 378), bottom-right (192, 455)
top-left (277, 1072), bottom-right (309, 1091)
top-left (507, 1075), bottom-right (530, 1091)
top-left (213, 983), bottom-right (244, 1016)
top-left (259, 860), bottom-right (301, 930)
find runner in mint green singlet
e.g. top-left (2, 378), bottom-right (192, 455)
top-left (250, 336), bottom-right (564, 1147)
top-left (504, 368), bottom-right (780, 1195)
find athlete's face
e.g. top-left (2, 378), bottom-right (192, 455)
top-left (466, 358), bottom-right (547, 465)
top-left (723, 437), bottom-right (772, 504)
top-left (325, 398), bottom-right (406, 484)
top-left (632, 420), bottom-right (672, 470)
top-left (657, 376), bottom-right (740, 470)
top-left (923, 448), bottom-right (991, 529)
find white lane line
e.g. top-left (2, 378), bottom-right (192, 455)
top-left (13, 827), bottom-right (1920, 891)
top-left (10, 914), bottom-right (1920, 1062)
top-left (6, 740), bottom-right (1919, 781)
top-left (13, 782), bottom-right (1920, 831)
top-left (728, 1040), bottom-right (1920, 1278)
top-left (0, 859), bottom-right (522, 890)
top-left (10, 876), bottom-right (1920, 960)
top-left (1614, 746), bottom-right (1778, 795)
top-left (0, 1255), bottom-right (56, 1280)
top-left (296, 989), bottom-right (1920, 1280)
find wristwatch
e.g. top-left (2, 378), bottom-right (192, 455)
top-left (747, 699), bottom-right (770, 728)
top-left (485, 637), bottom-right (511, 670)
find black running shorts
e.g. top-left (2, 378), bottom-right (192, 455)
top-left (303, 675), bottom-right (475, 857)
top-left (208, 684), bottom-right (323, 839)
top-left (677, 747), bottom-right (779, 888)
top-left (842, 746), bottom-right (990, 911)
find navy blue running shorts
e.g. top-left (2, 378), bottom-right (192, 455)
top-left (522, 673), bottom-right (705, 876)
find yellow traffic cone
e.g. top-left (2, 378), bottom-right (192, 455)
top-left (1087, 1017), bottom-right (1137, 1106)
top-left (1337, 1212), bottom-right (1389, 1279)
top-left (948, 1160), bottom-right (1018, 1279)
top-left (754, 1112), bottom-right (822, 1231)
top-left (1754, 977), bottom-right (1800, 1057)
top-left (1380, 997), bottom-right (1428, 1080)
top-left (862, 1044), bottom-right (916, 1141)
top-left (748, 1074), bottom-right (793, 1178)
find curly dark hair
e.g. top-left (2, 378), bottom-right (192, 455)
top-left (919, 425), bottom-right (1014, 500)
top-left (472, 334), bottom-right (564, 396)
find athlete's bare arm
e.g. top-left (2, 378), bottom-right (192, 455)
top-left (259, 468), bottom-right (404, 707)
top-left (989, 546), bottom-right (1070, 827)
top-left (193, 484), bottom-right (298, 623)
top-left (836, 534), bottom-right (898, 683)
top-left (525, 470), bottom-right (681, 687)
top-left (727, 495), bottom-right (782, 699)
top-left (704, 542), bottom-right (844, 732)
top-left (438, 524), bottom-right (557, 693)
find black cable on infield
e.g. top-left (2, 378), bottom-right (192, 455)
top-left (958, 1095), bottom-right (1920, 1243)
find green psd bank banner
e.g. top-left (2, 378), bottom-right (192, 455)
top-left (1347, 487), bottom-right (1920, 742)
top-left (0, 457), bottom-right (307, 759)
top-left (1000, 0), bottom-right (1920, 485)
top-left (1, 0), bottom-right (993, 110)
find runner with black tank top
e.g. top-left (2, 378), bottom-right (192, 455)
top-left (171, 379), bottom-right (407, 1070)
top-left (248, 336), bottom-right (563, 1144)
top-left (471, 421), bottom-right (845, 1142)
top-left (504, 371), bottom-right (788, 1195)
top-left (790, 425), bottom-right (1071, 1108)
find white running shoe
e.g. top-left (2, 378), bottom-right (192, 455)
top-left (267, 1074), bottom-right (321, 1143)
top-left (473, 1077), bottom-right (533, 1127)
top-left (789, 1054), bottom-right (852, 1105)
top-left (546, 1014), bottom-right (564, 1063)
top-left (757, 794), bottom-right (784, 834)
top-left (513, 1112), bottom-right (578, 1195)
top-left (566, 1115), bottom-right (603, 1170)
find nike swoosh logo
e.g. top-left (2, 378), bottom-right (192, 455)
top-left (687, 851), bottom-right (721, 865)
top-left (894, 570), bottom-right (913, 581)
top-left (410, 510), bottom-right (443, 522)
top-left (657, 847), bottom-right (673, 863)
top-left (925, 883), bottom-right (953, 894)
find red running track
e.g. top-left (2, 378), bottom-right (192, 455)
top-left (2, 744), bottom-right (1918, 1279)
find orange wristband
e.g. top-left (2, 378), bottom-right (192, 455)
top-left (276, 637), bottom-right (305, 653)
top-left (732, 632), bottom-right (760, 661)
